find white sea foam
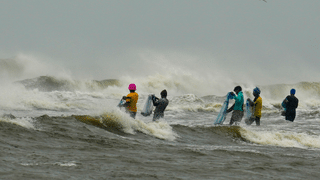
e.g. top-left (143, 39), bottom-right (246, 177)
top-left (54, 161), bottom-right (77, 167)
top-left (20, 161), bottom-right (77, 167)
top-left (99, 108), bottom-right (178, 141)
top-left (240, 128), bottom-right (320, 149)
top-left (1, 54), bottom-right (320, 117)
top-left (0, 116), bottom-right (36, 130)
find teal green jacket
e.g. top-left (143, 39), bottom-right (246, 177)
top-left (232, 91), bottom-right (244, 111)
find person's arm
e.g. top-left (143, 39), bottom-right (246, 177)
top-left (295, 99), bottom-right (299, 109)
top-left (152, 96), bottom-right (159, 106)
top-left (247, 98), bottom-right (254, 106)
top-left (122, 96), bottom-right (132, 100)
top-left (228, 92), bottom-right (235, 99)
top-left (282, 97), bottom-right (288, 109)
top-left (283, 98), bottom-right (288, 104)
top-left (227, 104), bottom-right (234, 113)
top-left (122, 96), bottom-right (131, 106)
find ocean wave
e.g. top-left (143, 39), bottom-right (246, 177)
top-left (173, 124), bottom-right (246, 141)
top-left (16, 76), bottom-right (120, 92)
top-left (3, 71), bottom-right (320, 114)
top-left (73, 110), bottom-right (178, 141)
top-left (256, 82), bottom-right (320, 100)
top-left (240, 128), bottom-right (320, 149)
top-left (0, 114), bottom-right (36, 130)
top-left (172, 124), bottom-right (320, 149)
top-left (13, 73), bottom-right (320, 99)
top-left (0, 111), bottom-right (178, 141)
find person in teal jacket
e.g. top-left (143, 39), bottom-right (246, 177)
top-left (227, 86), bottom-right (244, 125)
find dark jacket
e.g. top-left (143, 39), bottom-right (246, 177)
top-left (284, 95), bottom-right (298, 115)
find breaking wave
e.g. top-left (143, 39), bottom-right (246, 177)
top-left (16, 76), bottom-right (120, 92)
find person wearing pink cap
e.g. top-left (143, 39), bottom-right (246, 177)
top-left (122, 84), bottom-right (139, 119)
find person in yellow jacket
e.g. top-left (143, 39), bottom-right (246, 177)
top-left (246, 87), bottom-right (262, 126)
top-left (122, 84), bottom-right (139, 119)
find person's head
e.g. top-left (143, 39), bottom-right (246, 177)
top-left (160, 89), bottom-right (167, 98)
top-left (253, 87), bottom-right (261, 97)
top-left (290, 88), bottom-right (296, 95)
top-left (128, 83), bottom-right (136, 92)
top-left (233, 86), bottom-right (242, 94)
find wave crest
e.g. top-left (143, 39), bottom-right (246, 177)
top-left (17, 76), bottom-right (120, 92)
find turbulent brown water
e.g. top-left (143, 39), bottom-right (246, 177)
top-left (1, 74), bottom-right (320, 179)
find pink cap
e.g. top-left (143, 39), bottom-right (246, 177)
top-left (128, 84), bottom-right (136, 90)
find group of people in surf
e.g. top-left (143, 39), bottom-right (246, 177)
top-left (226, 86), bottom-right (299, 126)
top-left (119, 83), bottom-right (169, 121)
top-left (119, 83), bottom-right (299, 125)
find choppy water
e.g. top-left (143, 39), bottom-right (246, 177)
top-left (1, 71), bottom-right (320, 179)
top-left (1, 112), bottom-right (320, 180)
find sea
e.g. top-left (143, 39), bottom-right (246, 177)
top-left (1, 58), bottom-right (320, 180)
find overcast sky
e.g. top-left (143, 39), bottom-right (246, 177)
top-left (0, 0), bottom-right (319, 85)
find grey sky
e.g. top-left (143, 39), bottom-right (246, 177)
top-left (0, 0), bottom-right (319, 84)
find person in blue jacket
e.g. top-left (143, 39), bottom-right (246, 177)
top-left (227, 86), bottom-right (244, 125)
